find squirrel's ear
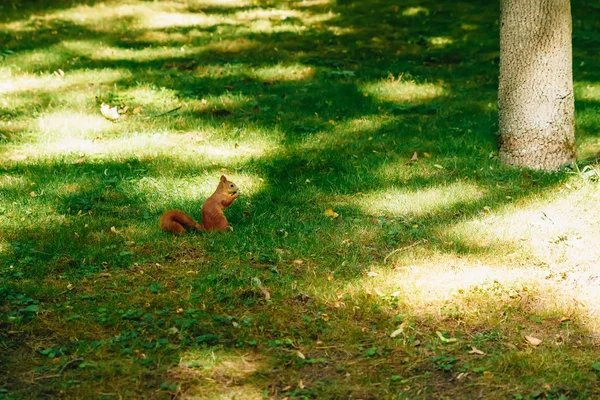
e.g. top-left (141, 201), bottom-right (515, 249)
top-left (220, 175), bottom-right (227, 182)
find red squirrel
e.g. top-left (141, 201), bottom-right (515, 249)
top-left (159, 175), bottom-right (239, 234)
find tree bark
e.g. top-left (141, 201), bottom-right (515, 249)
top-left (498, 0), bottom-right (575, 171)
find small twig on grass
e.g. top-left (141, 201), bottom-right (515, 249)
top-left (144, 106), bottom-right (182, 119)
top-left (35, 358), bottom-right (84, 380)
top-left (383, 239), bottom-right (427, 264)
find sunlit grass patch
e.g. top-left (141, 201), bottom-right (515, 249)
top-left (575, 81), bottom-right (600, 101)
top-left (188, 0), bottom-right (254, 7)
top-left (402, 6), bottom-right (430, 17)
top-left (347, 181), bottom-right (484, 217)
top-left (1, 47), bottom-right (67, 72)
top-left (428, 36), bottom-right (455, 47)
top-left (38, 111), bottom-right (113, 137)
top-left (170, 349), bottom-right (266, 399)
top-left (447, 183), bottom-right (600, 269)
top-left (0, 68), bottom-right (127, 95)
top-left (61, 40), bottom-right (198, 62)
top-left (362, 74), bottom-right (447, 104)
top-left (246, 64), bottom-right (315, 82)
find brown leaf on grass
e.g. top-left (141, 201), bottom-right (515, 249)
top-left (410, 152), bottom-right (418, 161)
top-left (132, 106), bottom-right (142, 114)
top-left (292, 259), bottom-right (304, 265)
top-left (468, 347), bottom-right (486, 355)
top-left (524, 335), bottom-right (543, 346)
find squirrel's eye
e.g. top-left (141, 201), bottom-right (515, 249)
top-left (230, 184), bottom-right (234, 187)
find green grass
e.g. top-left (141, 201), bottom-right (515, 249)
top-left (1, 0), bottom-right (600, 398)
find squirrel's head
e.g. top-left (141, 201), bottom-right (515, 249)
top-left (220, 175), bottom-right (239, 195)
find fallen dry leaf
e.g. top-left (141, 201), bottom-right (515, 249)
top-left (468, 347), bottom-right (486, 355)
top-left (456, 372), bottom-right (469, 380)
top-left (390, 321), bottom-right (409, 338)
top-left (410, 151), bottom-right (418, 161)
top-left (524, 335), bottom-right (543, 346)
top-left (296, 351), bottom-right (306, 360)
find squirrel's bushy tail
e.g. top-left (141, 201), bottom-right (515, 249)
top-left (159, 210), bottom-right (204, 234)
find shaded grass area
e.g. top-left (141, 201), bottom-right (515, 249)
top-left (1, 0), bottom-right (600, 399)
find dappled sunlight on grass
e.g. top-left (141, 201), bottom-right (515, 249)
top-left (188, 0), bottom-right (254, 7)
top-left (61, 39), bottom-right (202, 62)
top-left (355, 258), bottom-right (588, 327)
top-left (4, 0), bottom-right (336, 36)
top-left (428, 36), bottom-right (455, 47)
top-left (362, 75), bottom-right (447, 104)
top-left (38, 111), bottom-right (112, 137)
top-left (28, 132), bottom-right (270, 163)
top-left (0, 67), bottom-right (127, 95)
top-left (293, 0), bottom-right (334, 8)
top-left (249, 64), bottom-right (315, 82)
top-left (347, 181), bottom-right (484, 217)
top-left (447, 183), bottom-right (600, 270)
top-left (169, 350), bottom-right (266, 399)
top-left (576, 81), bottom-right (600, 102)
top-left (402, 6), bottom-right (430, 17)
top-left (203, 37), bottom-right (260, 54)
top-left (1, 47), bottom-right (66, 72)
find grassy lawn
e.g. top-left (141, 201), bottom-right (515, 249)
top-left (1, 0), bottom-right (600, 398)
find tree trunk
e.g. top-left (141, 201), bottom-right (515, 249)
top-left (498, 0), bottom-right (575, 171)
